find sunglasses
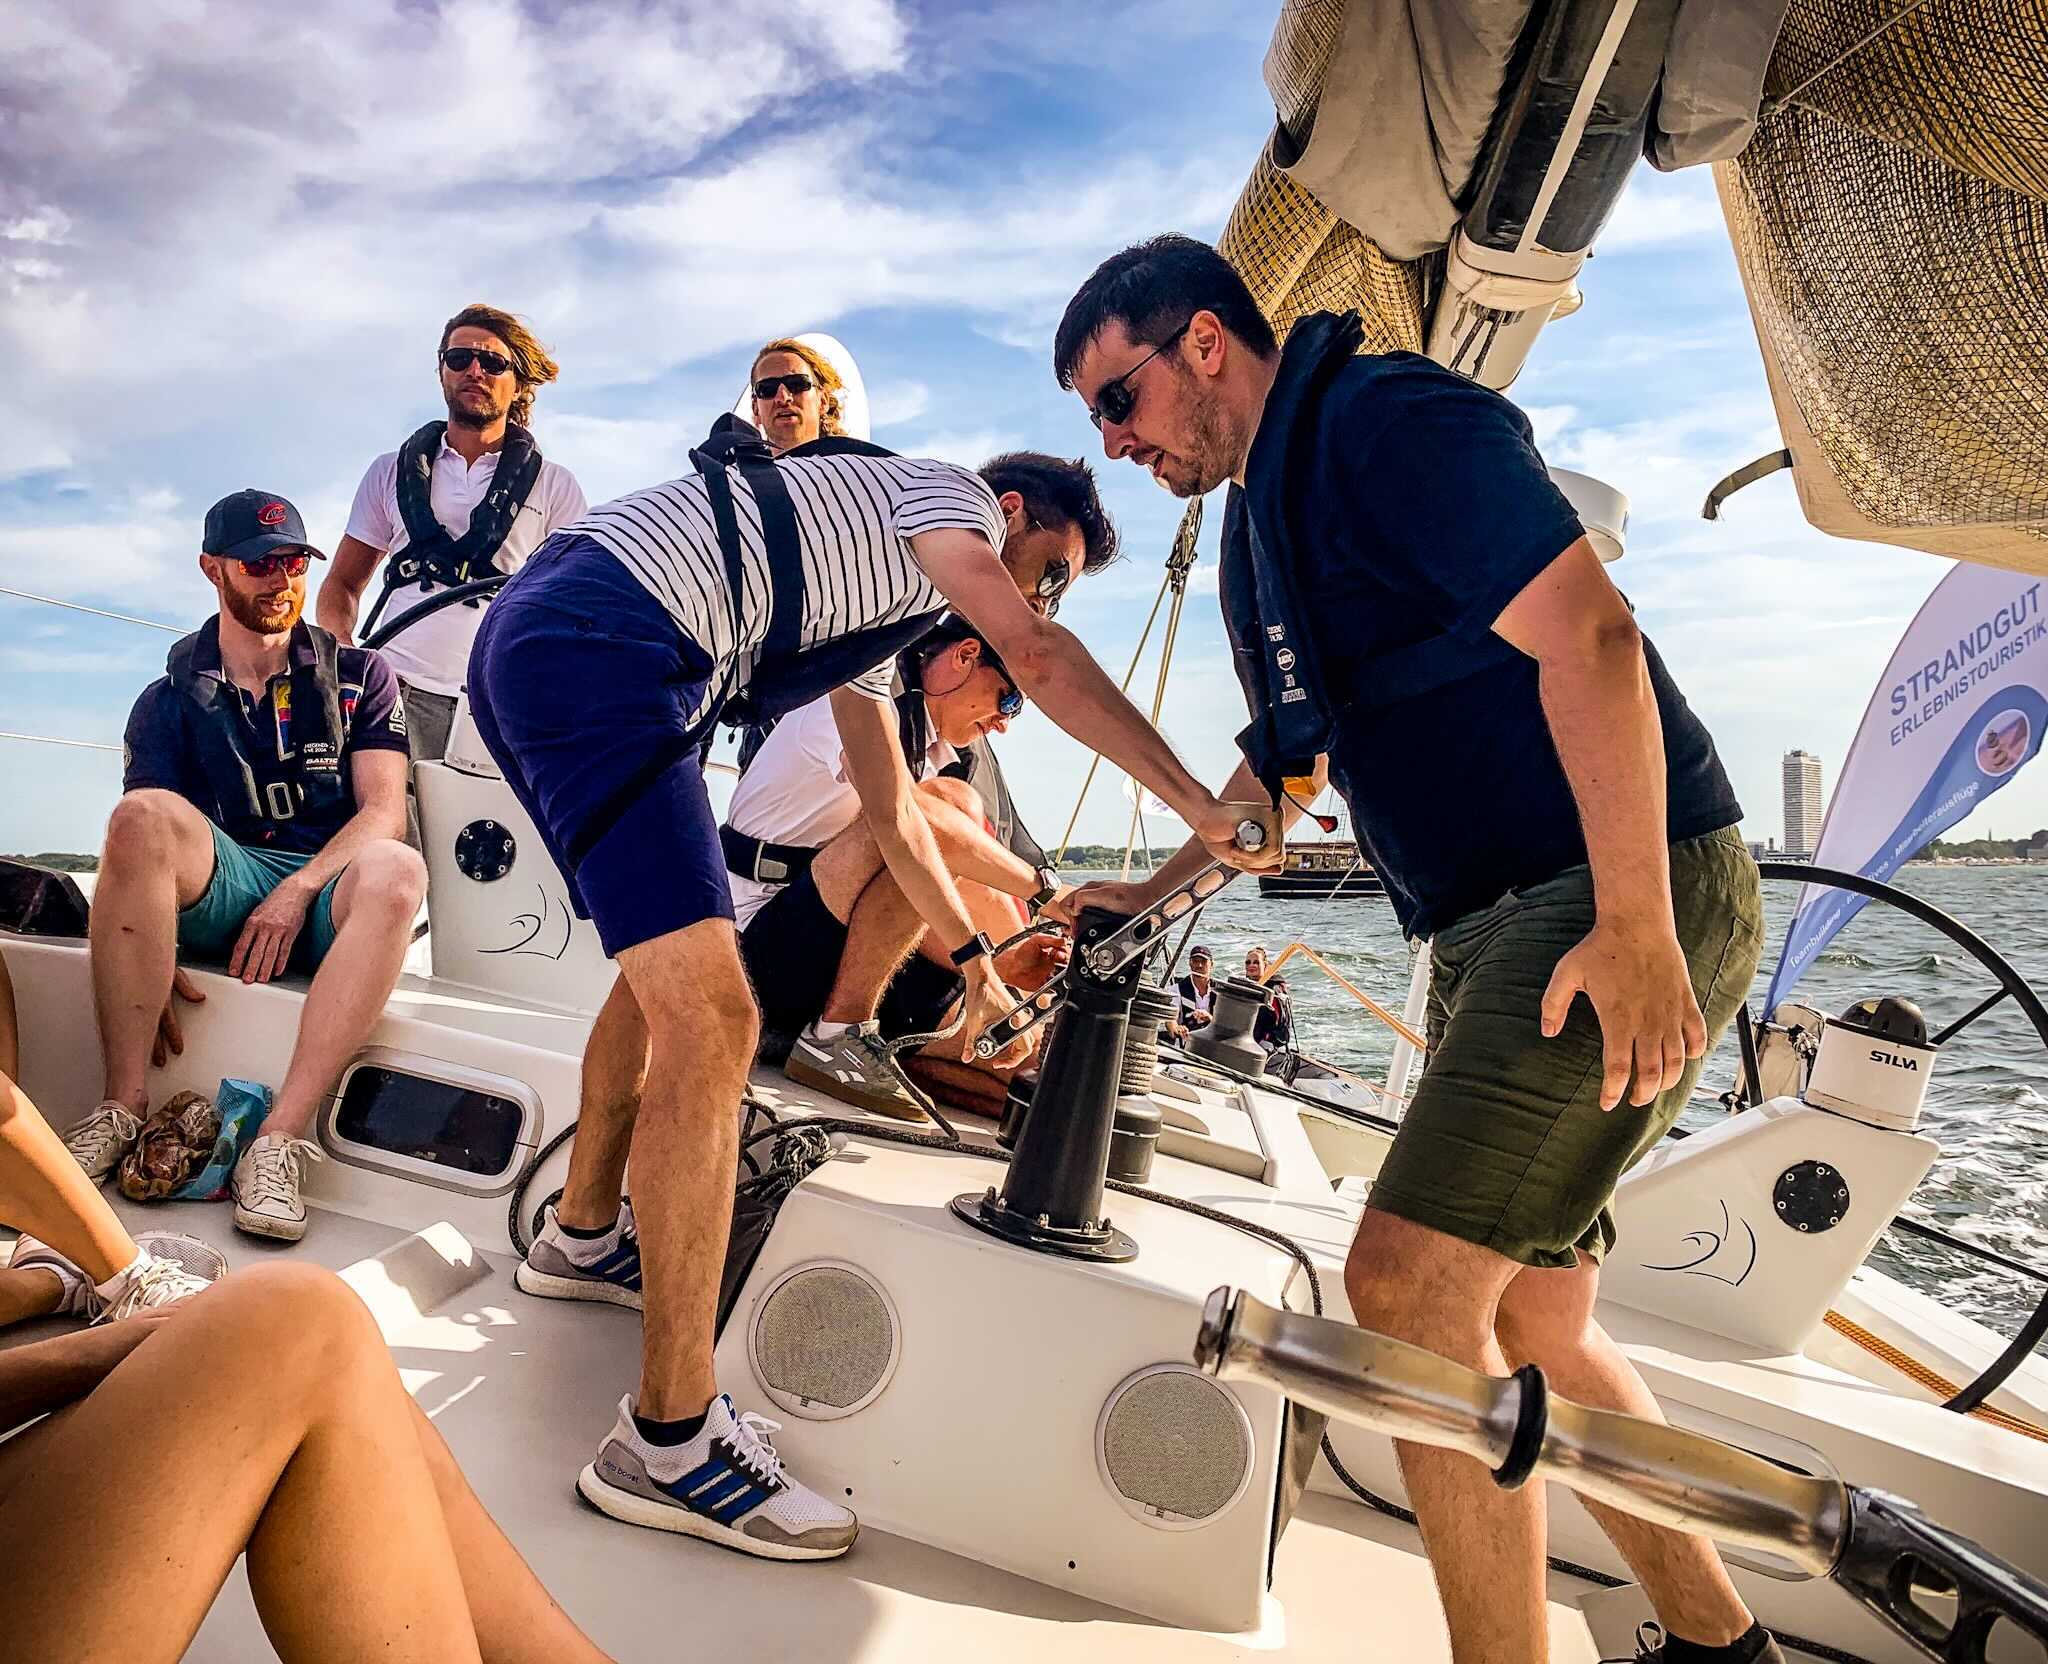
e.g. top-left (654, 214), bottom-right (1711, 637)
top-left (994, 674), bottom-right (1025, 721)
top-left (240, 552), bottom-right (311, 579)
top-left (440, 346), bottom-right (515, 377)
top-left (753, 372), bottom-right (815, 401)
top-left (1087, 319), bottom-right (1190, 430)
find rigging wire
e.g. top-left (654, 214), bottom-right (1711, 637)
top-left (0, 585), bottom-right (183, 634)
top-left (1053, 569), bottom-right (1170, 865)
top-left (0, 731), bottom-right (121, 753)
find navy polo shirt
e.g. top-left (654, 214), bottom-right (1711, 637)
top-left (1272, 351), bottom-right (1741, 938)
top-left (123, 635), bottom-right (410, 856)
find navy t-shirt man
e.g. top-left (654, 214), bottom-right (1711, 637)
top-left (1240, 343), bottom-right (1742, 938)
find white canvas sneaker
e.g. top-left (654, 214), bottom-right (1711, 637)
top-left (231, 1134), bottom-right (323, 1241)
top-left (62, 1101), bottom-right (143, 1181)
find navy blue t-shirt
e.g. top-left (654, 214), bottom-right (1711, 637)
top-left (124, 637), bottom-right (410, 856)
top-left (1273, 351), bottom-right (1741, 937)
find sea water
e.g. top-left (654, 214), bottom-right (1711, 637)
top-left (1069, 862), bottom-right (2048, 1352)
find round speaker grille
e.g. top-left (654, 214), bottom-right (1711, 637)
top-left (1096, 1364), bottom-right (1255, 1529)
top-left (748, 1261), bottom-right (899, 1421)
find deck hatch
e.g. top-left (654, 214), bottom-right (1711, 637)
top-left (324, 1048), bottom-right (540, 1196)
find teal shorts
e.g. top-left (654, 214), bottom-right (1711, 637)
top-left (177, 824), bottom-right (342, 972)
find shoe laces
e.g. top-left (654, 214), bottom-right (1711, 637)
top-left (67, 1103), bottom-right (140, 1162)
top-left (245, 1137), bottom-right (322, 1208)
top-left (727, 1407), bottom-right (789, 1489)
top-left (97, 1256), bottom-right (210, 1324)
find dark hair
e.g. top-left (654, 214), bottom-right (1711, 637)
top-left (977, 450), bottom-right (1121, 573)
top-left (439, 302), bottom-right (560, 427)
top-left (1053, 233), bottom-right (1277, 391)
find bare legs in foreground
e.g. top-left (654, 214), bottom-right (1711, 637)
top-left (0, 1264), bottom-right (613, 1664)
top-left (1344, 1207), bottom-right (1754, 1662)
top-left (88, 787), bottom-right (423, 1140)
top-left (0, 1053), bottom-right (612, 1664)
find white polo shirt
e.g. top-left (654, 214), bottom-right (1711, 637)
top-left (724, 692), bottom-right (956, 929)
top-left (344, 436), bottom-right (588, 696)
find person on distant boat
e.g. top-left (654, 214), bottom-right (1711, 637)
top-left (61, 491), bottom-right (426, 1246)
top-left (748, 337), bottom-right (847, 455)
top-left (1054, 237), bottom-right (1774, 1664)
top-left (722, 613), bottom-right (1075, 1120)
top-left (0, 1084), bottom-right (615, 1664)
top-left (1174, 944), bottom-right (1216, 1030)
top-left (1243, 946), bottom-right (1293, 1053)
top-left (466, 419), bottom-right (1278, 1565)
top-left (316, 302), bottom-right (588, 763)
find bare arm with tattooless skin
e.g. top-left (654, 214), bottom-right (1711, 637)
top-left (906, 525), bottom-right (1282, 873)
top-left (1489, 538), bottom-right (1705, 1111)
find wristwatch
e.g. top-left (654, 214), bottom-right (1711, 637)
top-left (1028, 866), bottom-right (1061, 912)
top-left (949, 931), bottom-right (998, 969)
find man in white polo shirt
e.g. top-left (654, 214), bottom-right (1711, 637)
top-left (316, 302), bottom-right (587, 760)
top-left (724, 616), bottom-right (1068, 1117)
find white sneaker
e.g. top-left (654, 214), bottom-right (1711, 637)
top-left (231, 1134), bottom-right (323, 1241)
top-left (98, 1232), bottom-right (227, 1321)
top-left (62, 1101), bottom-right (142, 1181)
top-left (578, 1392), bottom-right (859, 1560)
top-left (6, 1229), bottom-right (225, 1321)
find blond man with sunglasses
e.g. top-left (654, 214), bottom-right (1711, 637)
top-left (747, 338), bottom-right (846, 455)
top-left (62, 490), bottom-right (426, 1245)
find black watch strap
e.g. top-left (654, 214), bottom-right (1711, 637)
top-left (1029, 866), bottom-right (1060, 911)
top-left (949, 931), bottom-right (997, 968)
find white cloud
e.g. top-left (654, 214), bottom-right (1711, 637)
top-left (869, 381), bottom-right (931, 428)
top-left (895, 428), bottom-right (1026, 468)
top-left (1595, 164), bottom-right (1724, 254)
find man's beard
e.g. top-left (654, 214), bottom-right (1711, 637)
top-left (222, 583), bottom-right (303, 635)
top-left (1158, 378), bottom-right (1238, 498)
top-left (446, 387), bottom-right (507, 430)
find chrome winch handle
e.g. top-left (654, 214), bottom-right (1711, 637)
top-left (971, 856), bottom-right (1247, 1060)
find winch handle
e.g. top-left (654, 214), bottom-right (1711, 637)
top-left (1234, 819), bottom-right (1269, 853)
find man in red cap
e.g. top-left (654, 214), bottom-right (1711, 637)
top-left (60, 490), bottom-right (424, 1244)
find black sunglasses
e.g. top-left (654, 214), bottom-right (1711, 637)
top-left (1087, 320), bottom-right (1190, 430)
top-left (753, 372), bottom-right (815, 401)
top-left (440, 346), bottom-right (514, 377)
top-left (994, 673), bottom-right (1025, 720)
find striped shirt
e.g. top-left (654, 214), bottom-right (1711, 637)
top-left (575, 453), bottom-right (1005, 721)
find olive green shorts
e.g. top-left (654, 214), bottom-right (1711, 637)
top-left (1369, 826), bottom-right (1764, 1269)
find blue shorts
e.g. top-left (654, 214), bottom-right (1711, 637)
top-left (179, 823), bottom-right (342, 970)
top-left (467, 535), bottom-right (734, 958)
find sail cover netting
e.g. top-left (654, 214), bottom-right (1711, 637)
top-left (1718, 0), bottom-right (2048, 575)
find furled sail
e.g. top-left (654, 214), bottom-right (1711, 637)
top-left (1221, 1), bottom-right (2046, 575)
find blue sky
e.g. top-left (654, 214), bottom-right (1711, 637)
top-left (5, 0), bottom-right (2044, 858)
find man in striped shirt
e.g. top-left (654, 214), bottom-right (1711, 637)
top-left (467, 444), bottom-right (1280, 1564)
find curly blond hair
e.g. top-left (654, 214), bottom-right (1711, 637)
top-left (750, 337), bottom-right (845, 437)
